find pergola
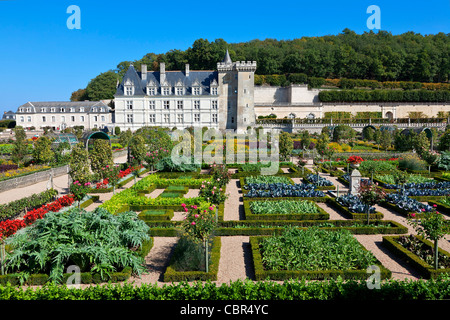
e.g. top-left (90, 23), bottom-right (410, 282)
top-left (81, 130), bottom-right (111, 150)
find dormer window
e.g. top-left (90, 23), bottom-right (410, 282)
top-left (124, 79), bottom-right (134, 96)
top-left (162, 87), bottom-right (171, 95)
top-left (125, 87), bottom-right (133, 95)
top-left (211, 87), bottom-right (218, 95)
top-left (193, 87), bottom-right (201, 95)
top-left (147, 87), bottom-right (156, 95)
top-left (51, 108), bottom-right (55, 113)
top-left (80, 107), bottom-right (84, 112)
top-left (40, 108), bottom-right (45, 112)
top-left (60, 108), bottom-right (64, 112)
top-left (70, 108), bottom-right (75, 112)
top-left (176, 87), bottom-right (184, 95)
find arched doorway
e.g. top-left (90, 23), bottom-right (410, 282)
top-left (385, 111), bottom-right (394, 121)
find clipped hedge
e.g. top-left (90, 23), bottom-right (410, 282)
top-left (428, 200), bottom-right (450, 216)
top-left (382, 236), bottom-right (450, 279)
top-left (138, 209), bottom-right (175, 221)
top-left (163, 237), bottom-right (221, 282)
top-left (319, 89), bottom-right (450, 103)
top-left (250, 236), bottom-right (391, 281)
top-left (0, 188), bottom-right (58, 220)
top-left (1, 277), bottom-right (450, 300)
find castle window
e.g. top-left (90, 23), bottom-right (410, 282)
top-left (149, 101), bottom-right (155, 109)
top-left (194, 113), bottom-right (200, 122)
top-left (212, 101), bottom-right (218, 110)
top-left (163, 87), bottom-right (171, 95)
top-left (193, 87), bottom-right (200, 95)
top-left (127, 114), bottom-right (133, 123)
top-left (42, 116), bottom-right (46, 122)
top-left (147, 87), bottom-right (156, 96)
top-left (79, 107), bottom-right (84, 112)
top-left (177, 114), bottom-right (184, 123)
top-left (60, 108), bottom-right (65, 112)
top-left (125, 86), bottom-right (133, 96)
top-left (80, 116), bottom-right (84, 122)
top-left (163, 101), bottom-right (170, 110)
top-left (211, 87), bottom-right (218, 95)
top-left (20, 116), bottom-right (24, 122)
top-left (212, 114), bottom-right (218, 123)
top-left (164, 114), bottom-right (170, 123)
top-left (194, 100), bottom-right (200, 109)
top-left (177, 101), bottom-right (184, 110)
top-left (40, 108), bottom-right (45, 112)
top-left (71, 116), bottom-right (75, 122)
top-left (149, 114), bottom-right (155, 123)
top-left (231, 117), bottom-right (234, 123)
top-left (176, 87), bottom-right (184, 95)
top-left (126, 101), bottom-right (133, 110)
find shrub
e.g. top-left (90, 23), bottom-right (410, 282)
top-left (3, 207), bottom-right (150, 284)
top-left (249, 200), bottom-right (320, 215)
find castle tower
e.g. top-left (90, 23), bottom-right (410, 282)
top-left (217, 50), bottom-right (257, 132)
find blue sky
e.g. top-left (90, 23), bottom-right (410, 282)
top-left (0, 0), bottom-right (449, 115)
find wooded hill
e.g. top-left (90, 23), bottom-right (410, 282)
top-left (71, 29), bottom-right (450, 102)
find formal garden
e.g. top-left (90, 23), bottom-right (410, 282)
top-left (0, 124), bottom-right (450, 300)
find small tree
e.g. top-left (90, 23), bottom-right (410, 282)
top-left (181, 204), bottom-right (217, 273)
top-left (32, 136), bottom-right (54, 165)
top-left (69, 143), bottom-right (92, 185)
top-left (279, 132), bottom-right (293, 161)
top-left (11, 127), bottom-right (28, 166)
top-left (130, 134), bottom-right (147, 166)
top-left (315, 133), bottom-right (330, 158)
top-left (358, 180), bottom-right (386, 224)
top-left (408, 209), bottom-right (450, 270)
top-left (89, 139), bottom-right (113, 179)
top-left (70, 181), bottom-right (91, 208)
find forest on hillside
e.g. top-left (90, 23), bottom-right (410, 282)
top-left (71, 29), bottom-right (450, 102)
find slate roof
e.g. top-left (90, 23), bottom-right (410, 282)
top-left (17, 101), bottom-right (110, 114)
top-left (115, 65), bottom-right (218, 96)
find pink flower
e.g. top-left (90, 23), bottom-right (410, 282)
top-left (411, 213), bottom-right (416, 218)
top-left (191, 222), bottom-right (196, 225)
top-left (184, 208), bottom-right (188, 212)
top-left (212, 191), bottom-right (215, 195)
top-left (209, 206), bottom-right (214, 211)
top-left (194, 214), bottom-right (199, 218)
top-left (433, 204), bottom-right (437, 208)
top-left (193, 205), bottom-right (197, 209)
top-left (181, 203), bottom-right (186, 207)
top-left (421, 208), bottom-right (425, 212)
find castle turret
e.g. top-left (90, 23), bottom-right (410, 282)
top-left (217, 50), bottom-right (256, 132)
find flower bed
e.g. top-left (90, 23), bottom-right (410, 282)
top-left (0, 194), bottom-right (75, 239)
top-left (250, 227), bottom-right (391, 280)
top-left (304, 173), bottom-right (335, 190)
top-left (0, 188), bottom-right (58, 220)
top-left (382, 235), bottom-right (450, 279)
top-left (163, 237), bottom-right (221, 282)
top-left (243, 198), bottom-right (329, 221)
top-left (382, 192), bottom-right (433, 216)
top-left (327, 197), bottom-right (384, 220)
top-left (0, 164), bottom-right (51, 182)
top-left (242, 181), bottom-right (325, 198)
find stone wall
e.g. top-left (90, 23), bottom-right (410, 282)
top-left (0, 165), bottom-right (69, 193)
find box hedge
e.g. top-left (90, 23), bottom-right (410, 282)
top-left (382, 235), bottom-right (450, 279)
top-left (250, 236), bottom-right (391, 281)
top-left (163, 237), bottom-right (221, 282)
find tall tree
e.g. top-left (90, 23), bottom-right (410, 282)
top-left (85, 70), bottom-right (119, 101)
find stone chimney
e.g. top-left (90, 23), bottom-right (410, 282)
top-left (160, 62), bottom-right (166, 84)
top-left (185, 63), bottom-right (190, 77)
top-left (141, 64), bottom-right (147, 81)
